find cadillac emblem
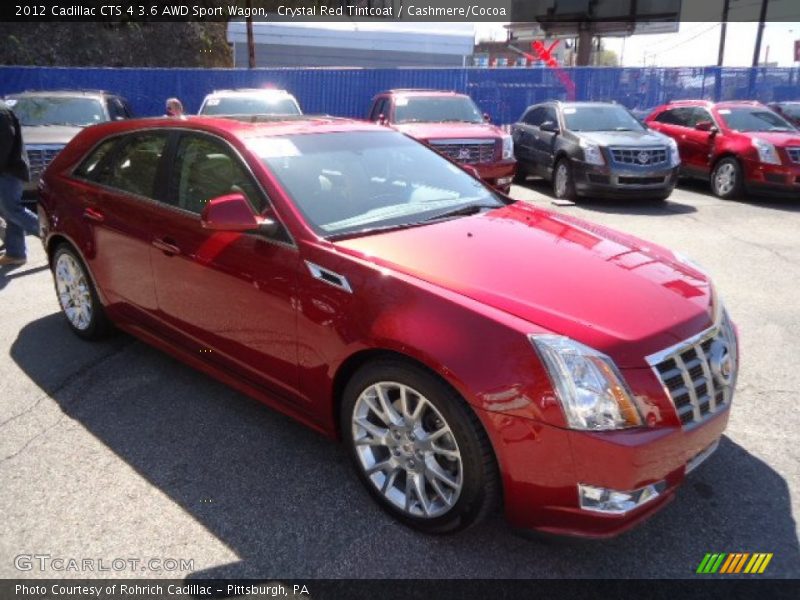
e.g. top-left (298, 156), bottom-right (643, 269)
top-left (709, 339), bottom-right (734, 386)
top-left (637, 151), bottom-right (650, 164)
top-left (458, 148), bottom-right (472, 160)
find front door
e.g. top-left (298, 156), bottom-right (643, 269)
top-left (148, 132), bottom-right (303, 404)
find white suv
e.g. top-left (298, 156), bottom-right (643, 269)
top-left (198, 89), bottom-right (302, 117)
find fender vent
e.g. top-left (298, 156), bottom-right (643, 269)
top-left (305, 261), bottom-right (353, 293)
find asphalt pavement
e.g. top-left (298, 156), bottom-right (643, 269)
top-left (1, 179), bottom-right (799, 579)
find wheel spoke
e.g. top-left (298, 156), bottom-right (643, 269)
top-left (365, 459), bottom-right (393, 476)
top-left (411, 473), bottom-right (431, 516)
top-left (426, 459), bottom-right (459, 489)
top-left (381, 467), bottom-right (400, 494)
top-left (375, 383), bottom-right (402, 426)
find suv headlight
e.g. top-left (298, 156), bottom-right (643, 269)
top-left (752, 138), bottom-right (781, 165)
top-left (501, 135), bottom-right (514, 160)
top-left (667, 137), bottom-right (681, 166)
top-left (530, 335), bottom-right (642, 430)
top-left (579, 138), bottom-right (605, 165)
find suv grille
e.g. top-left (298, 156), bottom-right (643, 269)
top-left (429, 139), bottom-right (496, 164)
top-left (610, 146), bottom-right (668, 167)
top-left (649, 312), bottom-right (738, 428)
top-left (787, 147), bottom-right (800, 163)
top-left (27, 144), bottom-right (65, 180)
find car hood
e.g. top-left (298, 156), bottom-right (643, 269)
top-left (335, 202), bottom-right (713, 368)
top-left (574, 129), bottom-right (670, 147)
top-left (746, 130), bottom-right (800, 147)
top-left (22, 125), bottom-right (83, 146)
top-left (394, 122), bottom-right (502, 141)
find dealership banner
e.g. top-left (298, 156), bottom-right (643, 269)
top-left (3, 0), bottom-right (800, 23)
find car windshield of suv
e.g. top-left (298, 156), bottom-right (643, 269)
top-left (201, 95), bottom-right (301, 116)
top-left (719, 107), bottom-right (795, 131)
top-left (253, 130), bottom-right (503, 238)
top-left (394, 96), bottom-right (483, 124)
top-left (563, 105), bottom-right (645, 132)
top-left (9, 96), bottom-right (106, 127)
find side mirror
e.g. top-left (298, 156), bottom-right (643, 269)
top-left (483, 113), bottom-right (491, 123)
top-left (540, 120), bottom-right (560, 133)
top-left (695, 120), bottom-right (717, 133)
top-left (201, 193), bottom-right (277, 236)
top-left (462, 164), bottom-right (481, 179)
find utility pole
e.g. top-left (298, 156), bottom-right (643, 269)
top-left (717, 0), bottom-right (730, 66)
top-left (752, 0), bottom-right (769, 67)
top-left (246, 0), bottom-right (256, 68)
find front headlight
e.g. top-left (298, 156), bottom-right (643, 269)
top-left (752, 138), bottom-right (781, 165)
top-left (501, 135), bottom-right (514, 160)
top-left (579, 138), bottom-right (605, 165)
top-left (530, 335), bottom-right (642, 430)
top-left (667, 137), bottom-right (681, 166)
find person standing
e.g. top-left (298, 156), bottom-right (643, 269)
top-left (165, 97), bottom-right (185, 117)
top-left (0, 99), bottom-right (37, 266)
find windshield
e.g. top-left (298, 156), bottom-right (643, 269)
top-left (563, 105), bottom-right (645, 132)
top-left (9, 96), bottom-right (106, 127)
top-left (394, 96), bottom-right (483, 124)
top-left (719, 107), bottom-right (795, 132)
top-left (200, 95), bottom-right (301, 116)
top-left (253, 131), bottom-right (503, 238)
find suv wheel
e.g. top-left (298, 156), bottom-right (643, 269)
top-left (553, 158), bottom-right (577, 201)
top-left (711, 157), bottom-right (743, 199)
top-left (52, 244), bottom-right (114, 340)
top-left (342, 360), bottom-right (499, 534)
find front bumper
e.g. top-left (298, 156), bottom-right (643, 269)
top-left (572, 161), bottom-right (679, 199)
top-left (478, 403), bottom-right (729, 538)
top-left (742, 159), bottom-right (800, 196)
top-left (473, 160), bottom-right (517, 193)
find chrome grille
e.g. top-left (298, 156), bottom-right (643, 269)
top-left (787, 147), bottom-right (800, 163)
top-left (429, 139), bottom-right (496, 165)
top-left (26, 144), bottom-right (65, 180)
top-left (609, 146), bottom-right (668, 167)
top-left (648, 312), bottom-right (738, 428)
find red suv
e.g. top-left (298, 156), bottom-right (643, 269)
top-left (368, 89), bottom-right (516, 193)
top-left (39, 116), bottom-right (737, 537)
top-left (646, 100), bottom-right (800, 198)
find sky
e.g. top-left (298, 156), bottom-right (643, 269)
top-left (474, 21), bottom-right (800, 67)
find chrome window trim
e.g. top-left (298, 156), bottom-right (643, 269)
top-left (67, 125), bottom-right (297, 250)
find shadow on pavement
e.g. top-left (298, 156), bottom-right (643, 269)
top-left (677, 178), bottom-right (800, 212)
top-left (0, 263), bottom-right (50, 291)
top-left (9, 313), bottom-right (800, 578)
top-left (515, 177), bottom-right (697, 216)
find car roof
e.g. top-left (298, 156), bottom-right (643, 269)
top-left (88, 115), bottom-right (384, 139)
top-left (7, 89), bottom-right (113, 99)
top-left (664, 99), bottom-right (765, 109)
top-left (380, 89), bottom-right (463, 98)
top-left (205, 88), bottom-right (295, 97)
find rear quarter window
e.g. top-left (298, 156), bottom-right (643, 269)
top-left (74, 138), bottom-right (119, 181)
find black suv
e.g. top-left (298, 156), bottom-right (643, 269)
top-left (511, 101), bottom-right (680, 201)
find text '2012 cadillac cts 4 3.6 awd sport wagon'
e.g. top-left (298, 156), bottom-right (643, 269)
top-left (38, 115), bottom-right (738, 538)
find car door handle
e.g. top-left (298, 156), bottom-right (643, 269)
top-left (83, 207), bottom-right (105, 223)
top-left (152, 238), bottom-right (181, 256)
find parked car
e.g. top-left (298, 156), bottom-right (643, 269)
top-left (39, 115), bottom-right (737, 537)
top-left (4, 90), bottom-right (133, 196)
top-left (367, 89), bottom-right (516, 193)
top-left (198, 88), bottom-right (302, 117)
top-left (646, 100), bottom-right (800, 198)
top-left (512, 101), bottom-right (680, 201)
top-left (767, 101), bottom-right (800, 128)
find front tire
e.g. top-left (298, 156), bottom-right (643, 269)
top-left (711, 157), bottom-right (743, 199)
top-left (341, 359), bottom-right (499, 534)
top-left (52, 244), bottom-right (114, 340)
top-left (553, 158), bottom-right (577, 201)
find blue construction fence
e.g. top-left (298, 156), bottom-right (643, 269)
top-left (2, 65), bottom-right (799, 126)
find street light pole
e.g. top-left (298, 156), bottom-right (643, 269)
top-left (717, 0), bottom-right (730, 66)
top-left (752, 0), bottom-right (769, 67)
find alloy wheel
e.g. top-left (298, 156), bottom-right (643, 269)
top-left (555, 163), bottom-right (569, 198)
top-left (351, 381), bottom-right (463, 519)
top-left (714, 162), bottom-right (736, 196)
top-left (55, 253), bottom-right (93, 331)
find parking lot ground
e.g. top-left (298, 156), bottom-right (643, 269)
top-left (1, 181), bottom-right (799, 579)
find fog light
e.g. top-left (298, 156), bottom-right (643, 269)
top-left (578, 482), bottom-right (665, 515)
top-left (496, 176), bottom-right (513, 186)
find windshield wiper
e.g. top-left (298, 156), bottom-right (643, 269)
top-left (422, 202), bottom-right (500, 223)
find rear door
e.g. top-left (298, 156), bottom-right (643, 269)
top-left (148, 131), bottom-right (304, 405)
top-left (534, 105), bottom-right (560, 178)
top-left (511, 106), bottom-right (546, 172)
top-left (679, 107), bottom-right (716, 175)
top-left (71, 130), bottom-right (170, 324)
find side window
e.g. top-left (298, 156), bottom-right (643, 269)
top-left (370, 98), bottom-right (387, 121)
top-left (655, 108), bottom-right (690, 127)
top-left (107, 98), bottom-right (127, 121)
top-left (170, 134), bottom-right (265, 215)
top-left (691, 108), bottom-right (714, 126)
top-left (523, 107), bottom-right (546, 126)
top-left (97, 133), bottom-right (168, 198)
top-left (543, 106), bottom-right (559, 125)
top-left (74, 138), bottom-right (119, 181)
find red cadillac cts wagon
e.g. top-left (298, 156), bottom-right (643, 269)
top-left (39, 116), bottom-right (738, 537)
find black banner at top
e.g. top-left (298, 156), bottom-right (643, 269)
top-left (1, 0), bottom-right (799, 22)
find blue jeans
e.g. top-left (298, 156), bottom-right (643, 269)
top-left (0, 173), bottom-right (39, 259)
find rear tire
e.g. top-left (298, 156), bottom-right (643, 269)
top-left (710, 157), bottom-right (743, 199)
top-left (341, 359), bottom-right (499, 534)
top-left (52, 244), bottom-right (115, 340)
top-left (553, 158), bottom-right (577, 201)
